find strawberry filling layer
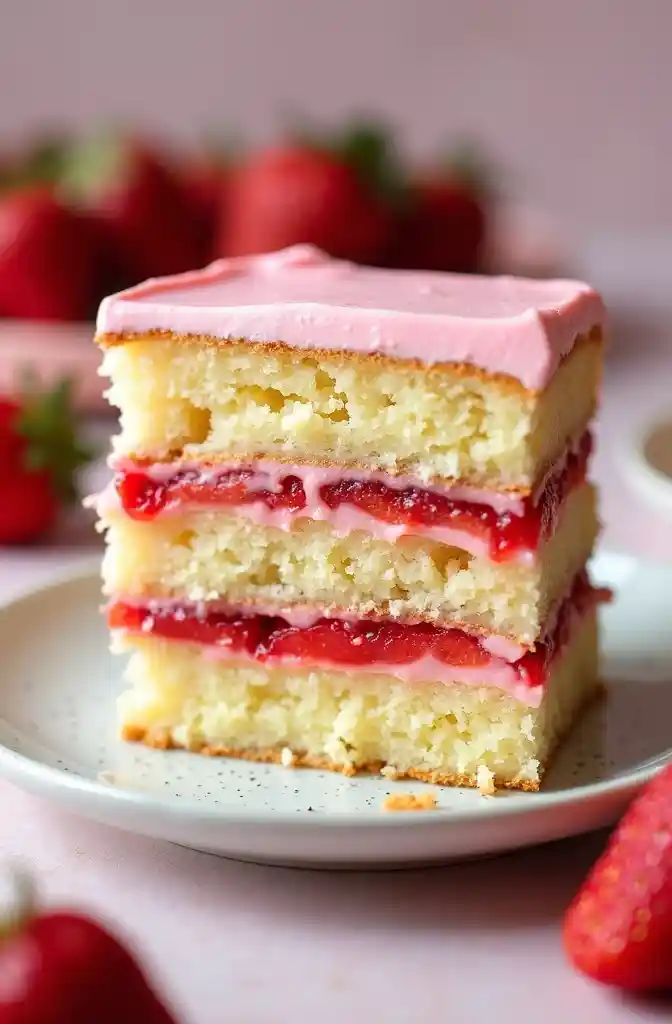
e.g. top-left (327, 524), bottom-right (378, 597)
top-left (109, 573), bottom-right (603, 707)
top-left (112, 433), bottom-right (591, 563)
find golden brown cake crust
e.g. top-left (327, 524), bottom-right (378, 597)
top-left (120, 683), bottom-right (605, 794)
top-left (96, 326), bottom-right (602, 398)
top-left (121, 725), bottom-right (541, 790)
top-left (117, 441), bottom-right (587, 499)
top-left (119, 449), bottom-right (542, 497)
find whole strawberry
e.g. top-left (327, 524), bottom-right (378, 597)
top-left (385, 148), bottom-right (490, 274)
top-left (563, 762), bottom-right (672, 992)
top-left (0, 376), bottom-right (90, 544)
top-left (0, 867), bottom-right (178, 1022)
top-left (62, 132), bottom-right (203, 285)
top-left (0, 184), bottom-right (102, 321)
top-left (219, 123), bottom-right (401, 264)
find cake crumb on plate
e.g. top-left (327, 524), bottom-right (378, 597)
top-left (477, 764), bottom-right (496, 796)
top-left (382, 791), bottom-right (438, 812)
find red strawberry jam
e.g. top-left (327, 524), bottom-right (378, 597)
top-left (108, 573), bottom-right (599, 690)
top-left (259, 619), bottom-right (446, 667)
top-left (108, 603), bottom-right (267, 653)
top-left (115, 433), bottom-right (591, 563)
top-left (116, 469), bottom-right (305, 520)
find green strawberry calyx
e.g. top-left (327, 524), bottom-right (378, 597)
top-left (440, 143), bottom-right (496, 198)
top-left (333, 119), bottom-right (408, 208)
top-left (289, 115), bottom-right (409, 209)
top-left (198, 131), bottom-right (245, 167)
top-left (15, 373), bottom-right (93, 503)
top-left (58, 129), bottom-right (130, 206)
top-left (0, 135), bottom-right (73, 194)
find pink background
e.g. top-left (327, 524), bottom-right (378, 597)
top-left (2, 0), bottom-right (671, 234)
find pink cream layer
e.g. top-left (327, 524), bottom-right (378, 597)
top-left (100, 433), bottom-right (589, 563)
top-left (110, 589), bottom-right (597, 709)
top-left (114, 593), bottom-right (529, 661)
top-left (96, 245), bottom-right (605, 389)
top-left (143, 640), bottom-right (539, 706)
top-left (101, 458), bottom-right (523, 560)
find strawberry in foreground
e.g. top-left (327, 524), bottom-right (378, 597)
top-left (0, 868), bottom-right (178, 1022)
top-left (563, 761), bottom-right (672, 992)
top-left (0, 377), bottom-right (90, 544)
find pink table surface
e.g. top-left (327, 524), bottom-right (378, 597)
top-left (0, 324), bottom-right (671, 1023)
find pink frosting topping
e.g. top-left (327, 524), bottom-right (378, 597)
top-left (96, 245), bottom-right (606, 389)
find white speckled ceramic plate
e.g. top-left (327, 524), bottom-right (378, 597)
top-left (0, 550), bottom-right (668, 868)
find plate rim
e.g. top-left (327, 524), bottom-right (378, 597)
top-left (0, 553), bottom-right (666, 831)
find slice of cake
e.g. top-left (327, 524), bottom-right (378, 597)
top-left (94, 244), bottom-right (607, 790)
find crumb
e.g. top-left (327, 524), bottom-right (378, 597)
top-left (121, 724), bottom-right (145, 743)
top-left (477, 765), bottom-right (496, 797)
top-left (382, 792), bottom-right (438, 812)
top-left (97, 770), bottom-right (117, 785)
top-left (380, 765), bottom-right (398, 780)
top-left (280, 746), bottom-right (296, 768)
top-left (148, 727), bottom-right (172, 751)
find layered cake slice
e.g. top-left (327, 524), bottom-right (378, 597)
top-left (95, 244), bottom-right (607, 790)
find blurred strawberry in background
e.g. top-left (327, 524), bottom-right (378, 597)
top-left (218, 122), bottom-right (401, 265)
top-left (61, 132), bottom-right (204, 285)
top-left (0, 121), bottom-right (503, 324)
top-left (0, 185), bottom-right (103, 321)
top-left (385, 149), bottom-right (489, 273)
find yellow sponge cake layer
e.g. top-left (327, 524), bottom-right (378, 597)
top-left (101, 331), bottom-right (602, 492)
top-left (116, 609), bottom-right (599, 791)
top-left (101, 481), bottom-right (598, 644)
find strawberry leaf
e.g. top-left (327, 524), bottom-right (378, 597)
top-left (198, 131), bottom-right (245, 165)
top-left (441, 143), bottom-right (496, 198)
top-left (16, 374), bottom-right (93, 503)
top-left (59, 130), bottom-right (127, 205)
top-left (333, 118), bottom-right (408, 208)
top-left (286, 115), bottom-right (409, 209)
top-left (22, 135), bottom-right (72, 185)
top-left (0, 135), bottom-right (72, 193)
